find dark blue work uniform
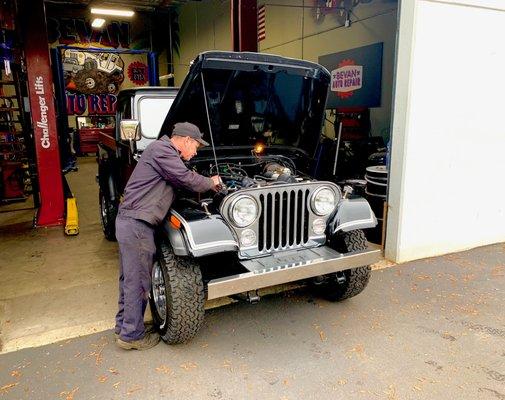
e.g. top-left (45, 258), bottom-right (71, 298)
top-left (115, 136), bottom-right (213, 341)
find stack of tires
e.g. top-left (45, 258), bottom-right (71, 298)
top-left (364, 165), bottom-right (388, 244)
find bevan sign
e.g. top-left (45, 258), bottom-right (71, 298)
top-left (48, 18), bottom-right (130, 49)
top-left (331, 65), bottom-right (363, 93)
top-left (319, 42), bottom-right (383, 108)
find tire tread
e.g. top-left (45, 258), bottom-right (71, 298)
top-left (154, 242), bottom-right (205, 344)
top-left (99, 188), bottom-right (117, 241)
top-left (322, 229), bottom-right (371, 301)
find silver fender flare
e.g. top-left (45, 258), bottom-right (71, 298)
top-left (329, 197), bottom-right (377, 234)
top-left (162, 211), bottom-right (239, 257)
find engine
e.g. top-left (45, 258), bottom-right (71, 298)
top-left (177, 157), bottom-right (309, 213)
top-left (211, 160), bottom-right (301, 192)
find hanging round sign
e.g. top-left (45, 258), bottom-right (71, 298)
top-left (127, 61), bottom-right (148, 85)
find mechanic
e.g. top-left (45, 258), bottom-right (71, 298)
top-left (114, 122), bottom-right (221, 350)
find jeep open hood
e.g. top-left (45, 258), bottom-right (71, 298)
top-left (160, 51), bottom-right (331, 158)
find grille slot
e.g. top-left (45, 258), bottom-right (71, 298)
top-left (258, 188), bottom-right (310, 252)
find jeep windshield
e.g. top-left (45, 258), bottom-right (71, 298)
top-left (160, 52), bottom-right (331, 159)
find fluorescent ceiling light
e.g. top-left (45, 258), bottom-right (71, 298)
top-left (91, 7), bottom-right (135, 17)
top-left (91, 18), bottom-right (106, 28)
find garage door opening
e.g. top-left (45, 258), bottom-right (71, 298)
top-left (0, 0), bottom-right (401, 353)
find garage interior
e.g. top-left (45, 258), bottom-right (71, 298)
top-left (0, 0), bottom-right (400, 353)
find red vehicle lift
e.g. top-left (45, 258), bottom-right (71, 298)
top-left (23, 0), bottom-right (64, 226)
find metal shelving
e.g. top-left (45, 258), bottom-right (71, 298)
top-left (0, 38), bottom-right (34, 202)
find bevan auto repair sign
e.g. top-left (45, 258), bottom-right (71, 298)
top-left (319, 42), bottom-right (383, 108)
top-left (332, 64), bottom-right (363, 93)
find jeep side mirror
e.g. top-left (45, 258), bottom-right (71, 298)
top-left (120, 120), bottom-right (141, 141)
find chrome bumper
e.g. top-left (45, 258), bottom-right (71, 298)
top-left (206, 244), bottom-right (382, 300)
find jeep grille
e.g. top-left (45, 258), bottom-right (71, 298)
top-left (220, 182), bottom-right (341, 259)
top-left (258, 189), bottom-right (310, 251)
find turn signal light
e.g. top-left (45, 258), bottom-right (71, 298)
top-left (170, 215), bottom-right (182, 229)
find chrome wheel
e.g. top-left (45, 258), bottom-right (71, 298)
top-left (152, 261), bottom-right (167, 326)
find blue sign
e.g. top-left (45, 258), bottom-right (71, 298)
top-left (319, 42), bottom-right (383, 108)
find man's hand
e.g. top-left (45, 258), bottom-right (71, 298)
top-left (210, 175), bottom-right (223, 192)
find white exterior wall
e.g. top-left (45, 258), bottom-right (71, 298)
top-left (386, 0), bottom-right (505, 262)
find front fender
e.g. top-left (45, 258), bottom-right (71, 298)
top-left (161, 222), bottom-right (189, 256)
top-left (328, 197), bottom-right (377, 234)
top-left (161, 210), bottom-right (239, 257)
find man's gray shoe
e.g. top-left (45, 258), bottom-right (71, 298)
top-left (116, 332), bottom-right (160, 350)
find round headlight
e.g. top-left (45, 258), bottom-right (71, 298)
top-left (311, 187), bottom-right (336, 216)
top-left (229, 196), bottom-right (259, 227)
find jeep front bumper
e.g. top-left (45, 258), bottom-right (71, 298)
top-left (206, 244), bottom-right (382, 300)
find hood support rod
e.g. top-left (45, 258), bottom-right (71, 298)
top-left (200, 72), bottom-right (220, 178)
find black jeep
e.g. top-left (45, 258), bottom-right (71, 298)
top-left (97, 52), bottom-right (381, 344)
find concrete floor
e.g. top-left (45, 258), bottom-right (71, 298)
top-left (0, 157), bottom-right (119, 353)
top-left (0, 243), bottom-right (503, 399)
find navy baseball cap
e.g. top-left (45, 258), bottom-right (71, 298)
top-left (172, 122), bottom-right (210, 147)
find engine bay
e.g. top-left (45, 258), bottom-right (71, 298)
top-left (200, 155), bottom-right (311, 189)
top-left (177, 156), bottom-right (313, 212)
top-left (216, 160), bottom-right (299, 189)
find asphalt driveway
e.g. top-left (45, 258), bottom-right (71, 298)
top-left (0, 243), bottom-right (503, 400)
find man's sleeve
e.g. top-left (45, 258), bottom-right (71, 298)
top-left (149, 144), bottom-right (214, 193)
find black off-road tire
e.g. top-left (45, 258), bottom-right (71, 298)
top-left (150, 241), bottom-right (205, 344)
top-left (99, 188), bottom-right (118, 241)
top-left (318, 229), bottom-right (371, 301)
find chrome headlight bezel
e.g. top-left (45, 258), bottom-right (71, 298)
top-left (310, 186), bottom-right (337, 216)
top-left (228, 195), bottom-right (259, 228)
